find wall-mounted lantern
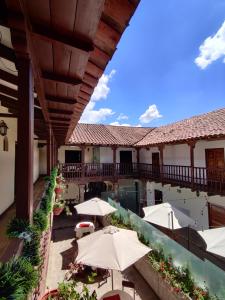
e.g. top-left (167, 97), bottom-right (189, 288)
top-left (0, 120), bottom-right (9, 151)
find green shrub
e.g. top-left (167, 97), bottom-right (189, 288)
top-left (40, 195), bottom-right (52, 214)
top-left (33, 209), bottom-right (48, 232)
top-left (22, 227), bottom-right (41, 266)
top-left (0, 257), bottom-right (38, 300)
top-left (7, 218), bottom-right (29, 237)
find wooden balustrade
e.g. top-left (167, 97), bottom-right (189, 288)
top-left (59, 163), bottom-right (225, 196)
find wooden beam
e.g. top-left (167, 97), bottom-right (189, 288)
top-left (50, 116), bottom-right (71, 122)
top-left (0, 113), bottom-right (17, 118)
top-left (32, 23), bottom-right (94, 52)
top-left (0, 84), bottom-right (17, 98)
top-left (101, 12), bottom-right (123, 34)
top-left (16, 55), bottom-right (34, 221)
top-left (0, 43), bottom-right (16, 62)
top-left (51, 122), bottom-right (70, 126)
top-left (0, 69), bottom-right (18, 85)
top-left (42, 71), bottom-right (82, 86)
top-left (45, 94), bottom-right (77, 105)
top-left (48, 108), bottom-right (73, 115)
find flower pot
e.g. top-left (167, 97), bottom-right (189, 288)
top-left (54, 187), bottom-right (62, 195)
top-left (39, 289), bottom-right (58, 300)
top-left (53, 206), bottom-right (64, 216)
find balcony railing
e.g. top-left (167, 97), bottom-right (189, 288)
top-left (59, 163), bottom-right (225, 195)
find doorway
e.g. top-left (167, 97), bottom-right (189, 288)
top-left (205, 148), bottom-right (225, 191)
top-left (119, 150), bottom-right (133, 175)
top-left (152, 152), bottom-right (160, 178)
top-left (65, 150), bottom-right (82, 163)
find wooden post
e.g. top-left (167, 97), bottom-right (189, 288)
top-left (47, 126), bottom-right (52, 175)
top-left (188, 141), bottom-right (196, 190)
top-left (136, 147), bottom-right (140, 176)
top-left (15, 55), bottom-right (34, 222)
top-left (81, 145), bottom-right (85, 178)
top-left (112, 146), bottom-right (117, 178)
top-left (158, 145), bottom-right (164, 183)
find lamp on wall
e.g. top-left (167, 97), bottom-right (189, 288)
top-left (0, 120), bottom-right (9, 151)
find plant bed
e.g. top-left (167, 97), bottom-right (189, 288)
top-left (40, 281), bottom-right (97, 300)
top-left (40, 289), bottom-right (58, 300)
top-left (135, 256), bottom-right (191, 300)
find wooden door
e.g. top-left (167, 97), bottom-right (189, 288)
top-left (208, 203), bottom-right (225, 228)
top-left (205, 148), bottom-right (225, 181)
top-left (152, 152), bottom-right (160, 178)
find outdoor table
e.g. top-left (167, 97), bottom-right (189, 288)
top-left (100, 289), bottom-right (133, 300)
top-left (75, 221), bottom-right (95, 238)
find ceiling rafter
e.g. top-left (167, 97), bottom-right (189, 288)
top-left (45, 94), bottom-right (77, 105)
top-left (42, 71), bottom-right (82, 86)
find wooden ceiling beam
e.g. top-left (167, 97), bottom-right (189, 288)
top-left (0, 43), bottom-right (16, 62)
top-left (0, 84), bottom-right (17, 98)
top-left (101, 12), bottom-right (123, 34)
top-left (51, 122), bottom-right (70, 126)
top-left (0, 69), bottom-right (18, 85)
top-left (0, 113), bottom-right (17, 118)
top-left (48, 108), bottom-right (73, 115)
top-left (50, 116), bottom-right (71, 122)
top-left (42, 71), bottom-right (82, 86)
top-left (45, 94), bottom-right (77, 105)
top-left (32, 23), bottom-right (94, 53)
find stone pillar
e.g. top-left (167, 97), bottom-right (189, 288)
top-left (15, 55), bottom-right (34, 221)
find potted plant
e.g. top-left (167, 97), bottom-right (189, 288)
top-left (53, 201), bottom-right (65, 216)
top-left (40, 281), bottom-right (97, 300)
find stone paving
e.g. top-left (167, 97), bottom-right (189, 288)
top-left (46, 215), bottom-right (159, 300)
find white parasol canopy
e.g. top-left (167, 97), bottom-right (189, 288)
top-left (198, 227), bottom-right (225, 257)
top-left (75, 225), bottom-right (150, 271)
top-left (143, 203), bottom-right (196, 229)
top-left (74, 197), bottom-right (117, 216)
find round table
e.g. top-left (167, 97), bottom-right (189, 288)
top-left (100, 289), bottom-right (133, 300)
top-left (75, 221), bottom-right (95, 238)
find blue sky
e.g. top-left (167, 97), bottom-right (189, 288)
top-left (80, 0), bottom-right (225, 127)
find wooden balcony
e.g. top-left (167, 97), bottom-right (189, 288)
top-left (59, 163), bottom-right (225, 196)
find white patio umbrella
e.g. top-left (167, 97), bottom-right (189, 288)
top-left (75, 225), bottom-right (150, 288)
top-left (143, 203), bottom-right (196, 229)
top-left (74, 197), bottom-right (117, 217)
top-left (198, 227), bottom-right (225, 257)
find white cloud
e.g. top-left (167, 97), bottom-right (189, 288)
top-left (79, 70), bottom-right (116, 123)
top-left (110, 121), bottom-right (131, 126)
top-left (139, 104), bottom-right (162, 124)
top-left (195, 21), bottom-right (225, 69)
top-left (91, 69), bottom-right (116, 101)
top-left (117, 113), bottom-right (129, 121)
top-left (80, 101), bottom-right (114, 123)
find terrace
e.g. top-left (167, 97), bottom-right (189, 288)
top-left (60, 162), bottom-right (225, 196)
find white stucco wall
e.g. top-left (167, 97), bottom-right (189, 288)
top-left (164, 144), bottom-right (190, 166)
top-left (33, 140), bottom-right (40, 182)
top-left (100, 147), bottom-right (113, 163)
top-left (0, 106), bottom-right (41, 215)
top-left (139, 140), bottom-right (225, 167)
top-left (39, 145), bottom-right (47, 175)
top-left (194, 140), bottom-right (225, 168)
top-left (0, 107), bottom-right (17, 215)
top-left (139, 147), bottom-right (159, 164)
top-left (146, 181), bottom-right (209, 230)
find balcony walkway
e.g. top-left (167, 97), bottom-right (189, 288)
top-left (0, 177), bottom-right (46, 261)
top-left (46, 213), bottom-right (159, 300)
top-left (60, 163), bottom-right (225, 196)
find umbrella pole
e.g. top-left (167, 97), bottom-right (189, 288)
top-left (111, 269), bottom-right (114, 290)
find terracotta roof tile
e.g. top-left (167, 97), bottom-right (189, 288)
top-left (136, 108), bottom-right (225, 146)
top-left (68, 108), bottom-right (225, 147)
top-left (68, 124), bottom-right (153, 146)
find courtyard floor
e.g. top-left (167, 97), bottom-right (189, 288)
top-left (46, 214), bottom-right (159, 300)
